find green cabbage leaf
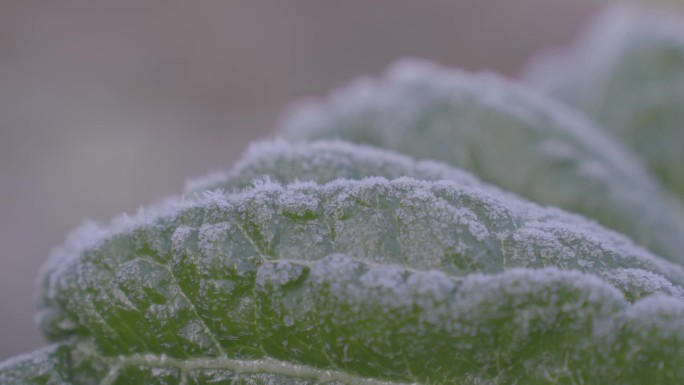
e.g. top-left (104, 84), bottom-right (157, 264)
top-left (278, 58), bottom-right (684, 265)
top-left (3, 174), bottom-right (684, 384)
top-left (524, 3), bottom-right (684, 201)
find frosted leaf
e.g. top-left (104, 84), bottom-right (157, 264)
top-left (0, 343), bottom-right (105, 385)
top-left (257, 257), bottom-right (684, 383)
top-left (524, 3), bottom-right (684, 201)
top-left (5, 178), bottom-right (684, 383)
top-left (0, 344), bottom-right (72, 385)
top-left (277, 58), bottom-right (684, 265)
top-left (185, 139), bottom-right (497, 195)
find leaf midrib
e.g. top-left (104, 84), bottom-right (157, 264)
top-left (93, 348), bottom-right (419, 385)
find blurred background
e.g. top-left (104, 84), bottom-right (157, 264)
top-left (0, 0), bottom-right (601, 359)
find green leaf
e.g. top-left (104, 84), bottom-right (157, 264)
top-left (524, 3), bottom-right (684, 201)
top-left (0, 343), bottom-right (104, 385)
top-left (4, 178), bottom-right (684, 384)
top-left (0, 344), bottom-right (71, 385)
top-left (278, 58), bottom-right (684, 265)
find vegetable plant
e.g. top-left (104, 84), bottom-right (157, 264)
top-left (3, 3), bottom-right (684, 384)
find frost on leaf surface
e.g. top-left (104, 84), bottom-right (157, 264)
top-left (1, 178), bottom-right (683, 384)
top-left (185, 140), bottom-right (491, 195)
top-left (277, 57), bottom-right (684, 265)
top-left (524, 3), bottom-right (684, 201)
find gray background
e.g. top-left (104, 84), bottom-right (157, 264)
top-left (0, 0), bottom-right (600, 359)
